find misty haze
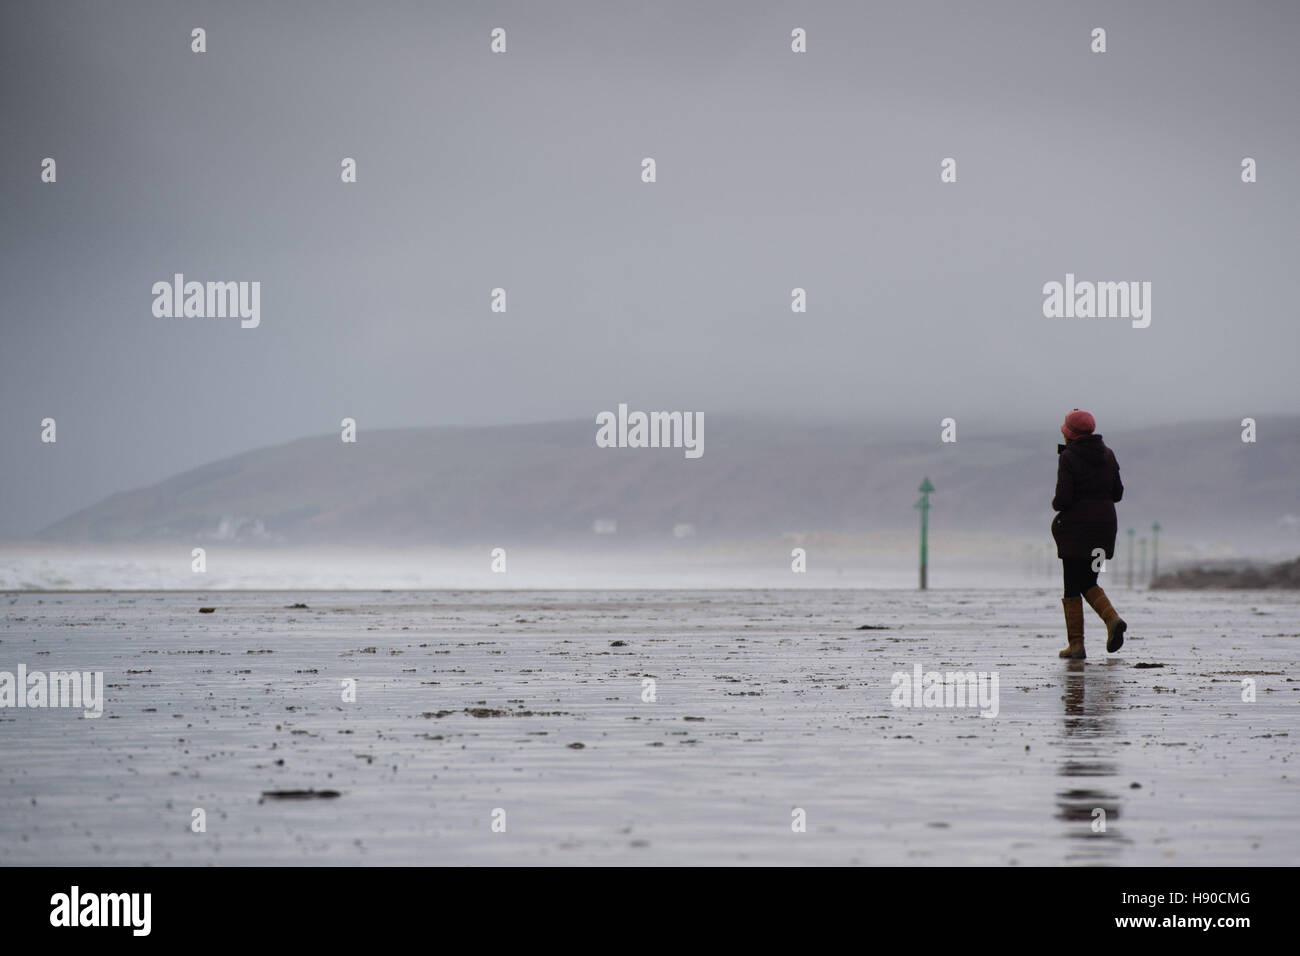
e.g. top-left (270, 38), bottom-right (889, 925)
top-left (2, 0), bottom-right (1297, 898)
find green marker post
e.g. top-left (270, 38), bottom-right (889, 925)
top-left (1126, 528), bottom-right (1135, 589)
top-left (1151, 521), bottom-right (1161, 584)
top-left (914, 477), bottom-right (934, 590)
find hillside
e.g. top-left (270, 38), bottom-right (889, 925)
top-left (37, 417), bottom-right (1300, 550)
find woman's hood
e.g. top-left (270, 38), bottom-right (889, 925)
top-left (1065, 433), bottom-right (1107, 464)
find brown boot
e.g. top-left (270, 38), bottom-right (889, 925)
top-left (1083, 586), bottom-right (1126, 653)
top-left (1058, 596), bottom-right (1085, 659)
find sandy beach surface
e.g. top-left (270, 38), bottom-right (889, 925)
top-left (1, 588), bottom-right (1295, 865)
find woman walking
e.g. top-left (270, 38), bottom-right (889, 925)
top-left (1052, 409), bottom-right (1127, 659)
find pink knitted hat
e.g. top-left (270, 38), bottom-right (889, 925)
top-left (1061, 409), bottom-right (1096, 440)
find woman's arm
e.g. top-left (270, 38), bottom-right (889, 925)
top-left (1052, 454), bottom-right (1074, 512)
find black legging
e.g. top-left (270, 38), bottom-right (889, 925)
top-left (1062, 557), bottom-right (1099, 598)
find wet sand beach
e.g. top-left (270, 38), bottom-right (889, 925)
top-left (1, 588), bottom-right (1295, 865)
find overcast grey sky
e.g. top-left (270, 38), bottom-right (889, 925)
top-left (2, 0), bottom-right (1298, 538)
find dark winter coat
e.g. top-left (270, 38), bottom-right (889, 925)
top-left (1051, 434), bottom-right (1123, 560)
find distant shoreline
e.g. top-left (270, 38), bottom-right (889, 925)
top-left (2, 583), bottom-right (1293, 594)
top-left (1, 586), bottom-right (1050, 594)
top-left (1152, 556), bottom-right (1300, 590)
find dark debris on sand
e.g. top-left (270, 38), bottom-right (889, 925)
top-left (259, 789), bottom-right (341, 802)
